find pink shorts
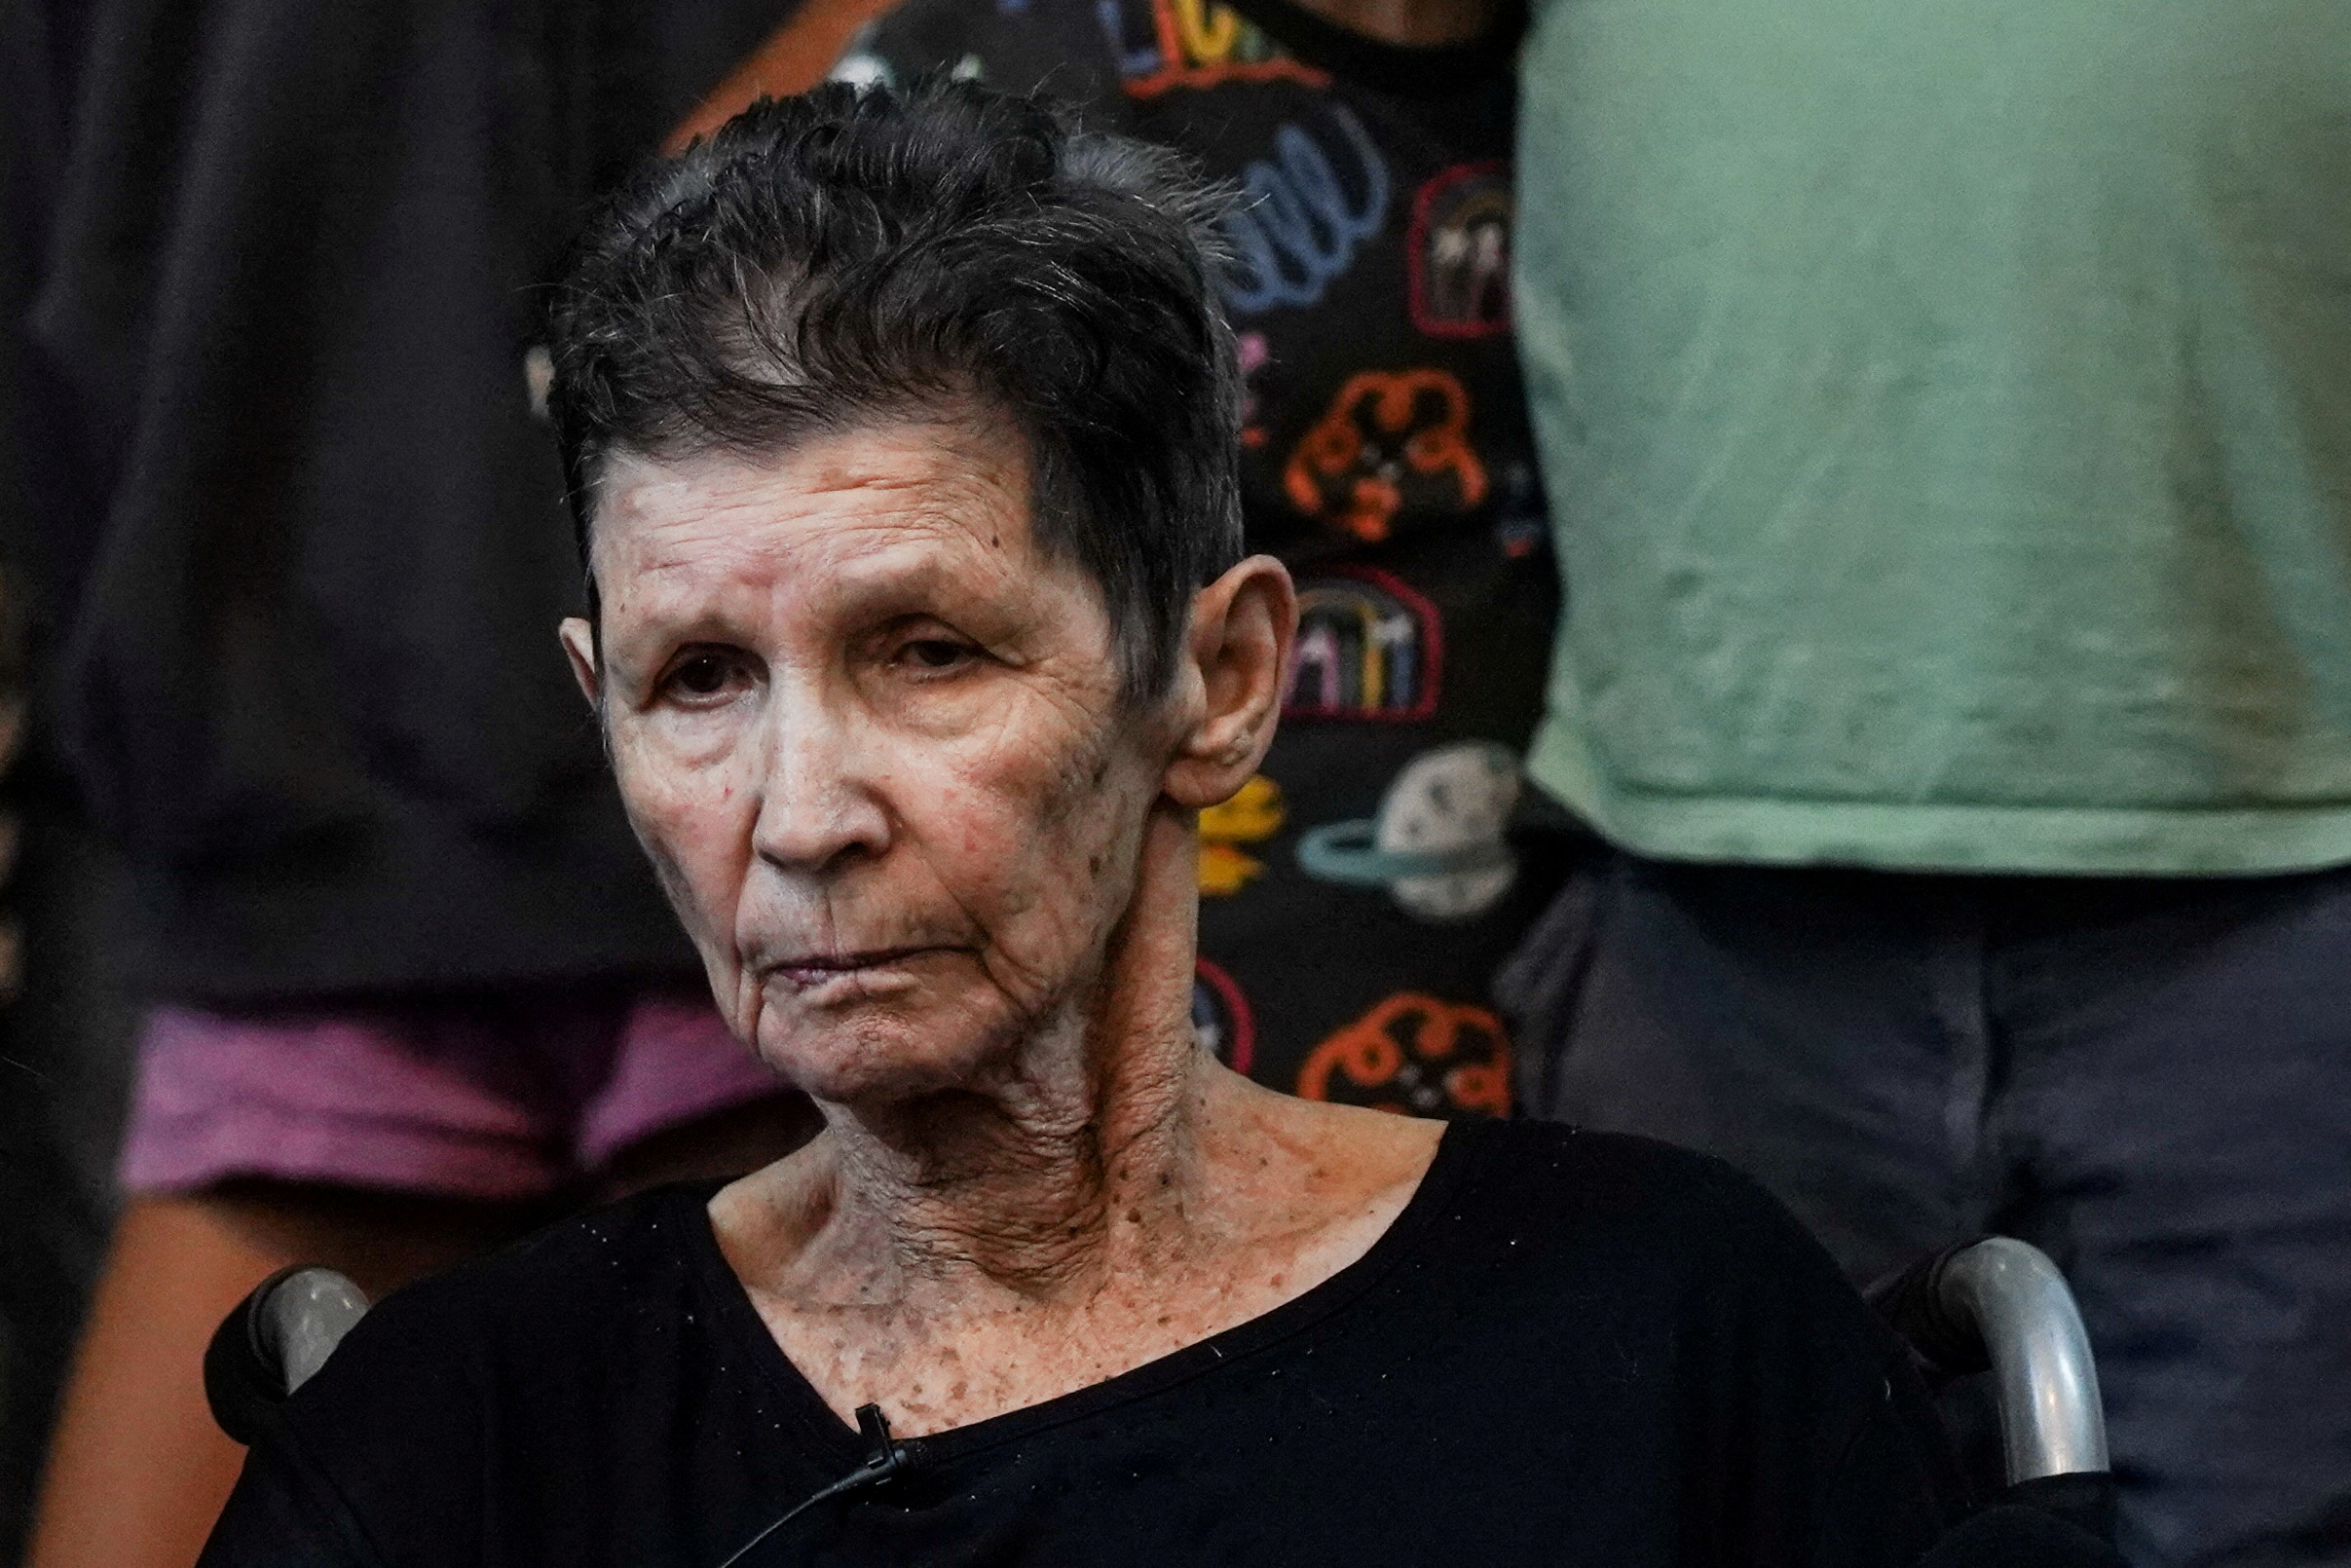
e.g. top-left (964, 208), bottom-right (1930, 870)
top-left (119, 989), bottom-right (792, 1200)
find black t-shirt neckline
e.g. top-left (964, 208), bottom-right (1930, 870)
top-left (681, 1118), bottom-right (1477, 1470)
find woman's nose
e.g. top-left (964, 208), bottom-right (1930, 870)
top-left (747, 696), bottom-right (893, 874)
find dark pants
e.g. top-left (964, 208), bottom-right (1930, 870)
top-left (1500, 849), bottom-right (2351, 1568)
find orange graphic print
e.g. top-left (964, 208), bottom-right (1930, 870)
top-left (1285, 370), bottom-right (1488, 542)
top-left (1297, 993), bottom-right (1511, 1118)
top-left (1117, 0), bottom-right (1329, 97)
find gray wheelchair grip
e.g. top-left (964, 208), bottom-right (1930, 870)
top-left (1938, 1238), bottom-right (2110, 1481)
top-left (255, 1267), bottom-right (371, 1396)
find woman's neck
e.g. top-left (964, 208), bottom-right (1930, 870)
top-left (1282, 0), bottom-right (1498, 49)
top-left (736, 807), bottom-right (1229, 1306)
top-left (826, 1010), bottom-right (1213, 1298)
top-left (706, 804), bottom-right (1446, 1437)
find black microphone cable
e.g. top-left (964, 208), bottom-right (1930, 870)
top-left (714, 1403), bottom-right (914, 1568)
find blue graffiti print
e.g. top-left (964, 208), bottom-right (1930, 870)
top-left (1219, 105), bottom-right (1390, 316)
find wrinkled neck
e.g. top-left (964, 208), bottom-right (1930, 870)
top-left (813, 807), bottom-right (1212, 1298)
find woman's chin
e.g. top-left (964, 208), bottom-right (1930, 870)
top-left (753, 999), bottom-right (1017, 1109)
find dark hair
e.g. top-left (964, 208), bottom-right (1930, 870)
top-left (544, 79), bottom-right (1246, 701)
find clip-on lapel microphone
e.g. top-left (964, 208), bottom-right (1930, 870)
top-left (714, 1403), bottom-right (912, 1567)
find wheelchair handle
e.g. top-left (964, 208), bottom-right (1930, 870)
top-left (1871, 1237), bottom-right (2108, 1483)
top-left (257, 1266), bottom-right (371, 1394)
top-left (1941, 1239), bottom-right (2108, 1481)
top-left (204, 1265), bottom-right (371, 1443)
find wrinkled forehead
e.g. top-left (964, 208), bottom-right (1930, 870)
top-left (589, 416), bottom-right (1056, 625)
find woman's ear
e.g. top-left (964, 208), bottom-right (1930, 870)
top-left (558, 617), bottom-right (602, 708)
top-left (1163, 555), bottom-right (1295, 810)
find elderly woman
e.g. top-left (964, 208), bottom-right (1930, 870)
top-left (198, 82), bottom-right (1961, 1567)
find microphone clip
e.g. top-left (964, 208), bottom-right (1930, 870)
top-left (853, 1403), bottom-right (910, 1481)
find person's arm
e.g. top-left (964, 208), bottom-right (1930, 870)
top-left (27, 1190), bottom-right (518, 1568)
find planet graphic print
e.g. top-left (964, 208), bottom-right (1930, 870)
top-left (1296, 740), bottom-right (1521, 921)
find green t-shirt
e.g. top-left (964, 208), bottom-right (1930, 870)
top-left (1515, 0), bottom-right (2351, 874)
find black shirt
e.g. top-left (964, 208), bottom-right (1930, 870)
top-left (200, 1121), bottom-right (1965, 1567)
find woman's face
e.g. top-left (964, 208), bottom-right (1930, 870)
top-left (565, 417), bottom-right (1176, 1105)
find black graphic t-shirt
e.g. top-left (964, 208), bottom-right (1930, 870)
top-left (857, 0), bottom-right (1564, 1115)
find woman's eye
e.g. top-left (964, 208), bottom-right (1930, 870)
top-left (664, 651), bottom-right (739, 700)
top-left (902, 638), bottom-right (974, 671)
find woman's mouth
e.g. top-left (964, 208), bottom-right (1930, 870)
top-left (765, 946), bottom-right (947, 992)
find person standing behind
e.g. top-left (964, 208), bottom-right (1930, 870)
top-left (19, 6), bottom-right (818, 1566)
top-left (687, 0), bottom-right (1564, 1114)
top-left (1503, 3), bottom-right (2351, 1564)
